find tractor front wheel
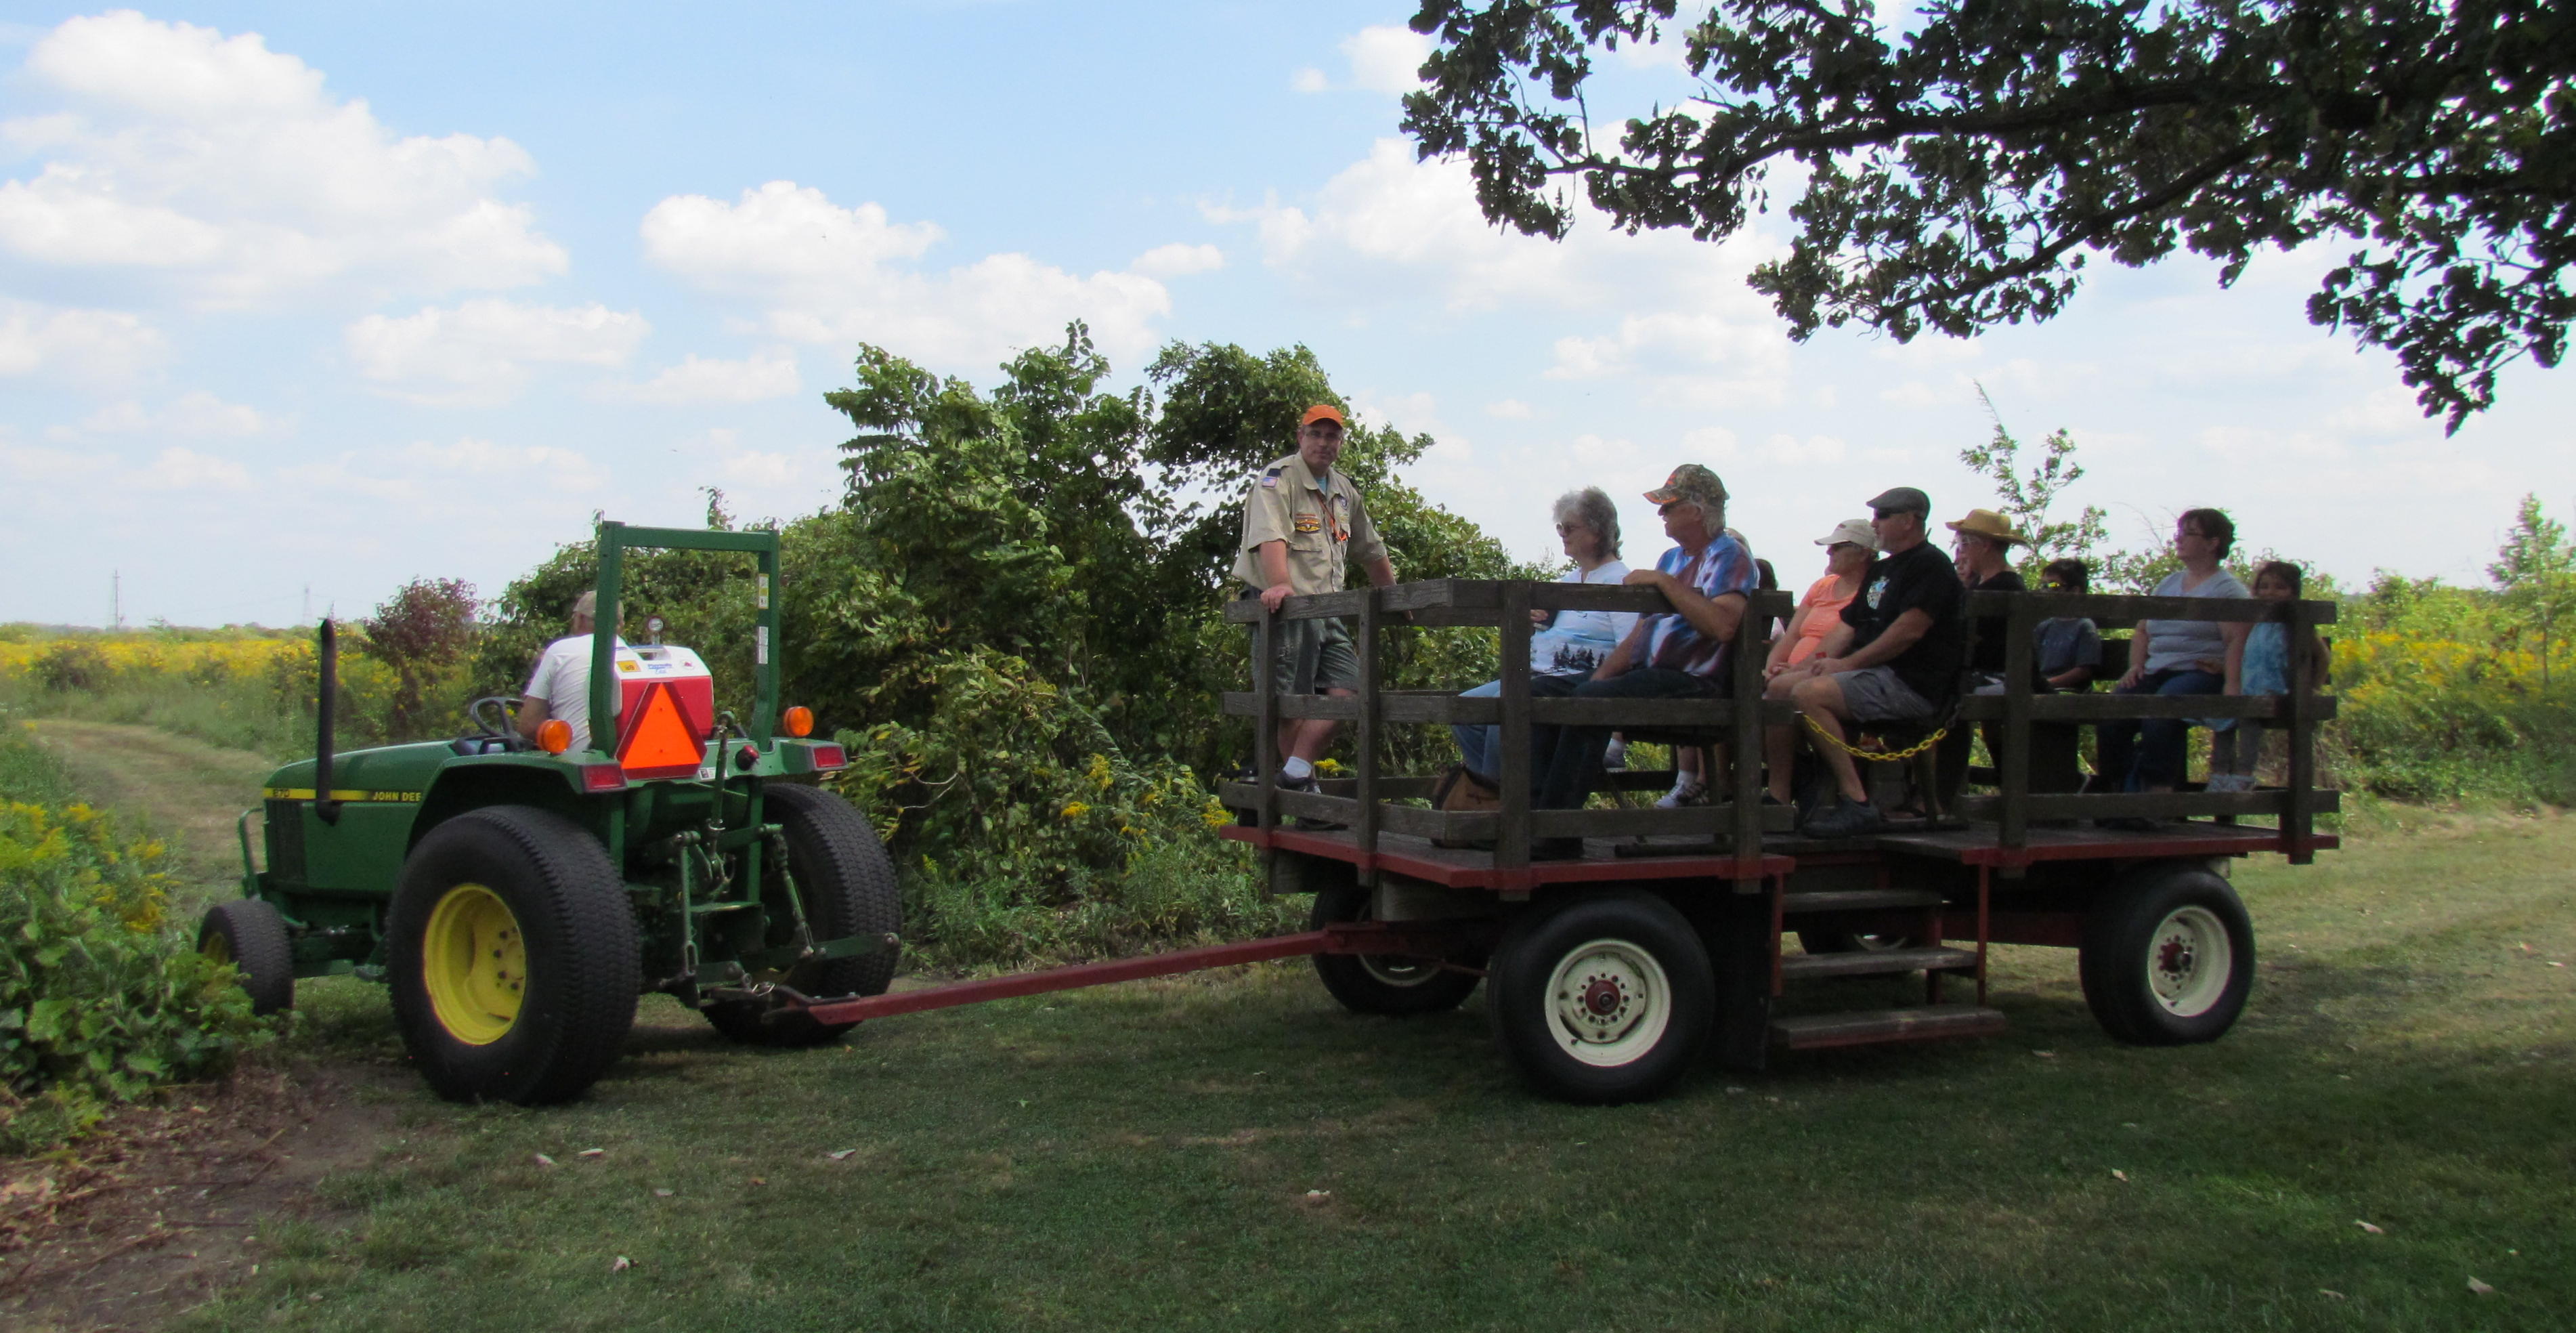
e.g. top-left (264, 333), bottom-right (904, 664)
top-left (703, 783), bottom-right (902, 1046)
top-left (198, 898), bottom-right (294, 1016)
top-left (387, 805), bottom-right (640, 1105)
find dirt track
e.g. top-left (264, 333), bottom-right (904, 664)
top-left (4, 721), bottom-right (398, 1332)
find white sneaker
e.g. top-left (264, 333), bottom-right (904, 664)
top-left (1602, 738), bottom-right (1628, 771)
top-left (2204, 773), bottom-right (2256, 794)
top-left (1654, 778), bottom-right (1705, 809)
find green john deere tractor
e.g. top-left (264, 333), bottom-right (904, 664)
top-left (196, 522), bottom-right (900, 1105)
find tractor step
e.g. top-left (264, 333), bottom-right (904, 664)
top-left (1780, 946), bottom-right (1978, 979)
top-left (1771, 1004), bottom-right (2008, 1050)
top-left (1780, 889), bottom-right (1944, 914)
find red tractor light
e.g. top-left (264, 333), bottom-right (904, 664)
top-left (781, 705), bottom-right (814, 738)
top-left (536, 718), bottom-right (573, 754)
top-left (809, 743), bottom-right (847, 771)
top-left (579, 762), bottom-right (628, 792)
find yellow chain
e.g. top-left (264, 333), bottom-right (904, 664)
top-left (1801, 713), bottom-right (1948, 762)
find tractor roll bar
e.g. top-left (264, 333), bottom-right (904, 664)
top-left (586, 522), bottom-right (785, 756)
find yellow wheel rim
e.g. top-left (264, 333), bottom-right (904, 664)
top-left (202, 931), bottom-right (234, 965)
top-left (423, 883), bottom-right (525, 1045)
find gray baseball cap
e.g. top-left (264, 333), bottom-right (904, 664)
top-left (1866, 486), bottom-right (1931, 515)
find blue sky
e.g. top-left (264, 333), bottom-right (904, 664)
top-left (4, 4), bottom-right (2569, 627)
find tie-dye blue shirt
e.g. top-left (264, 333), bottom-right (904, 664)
top-left (1641, 534), bottom-right (1761, 677)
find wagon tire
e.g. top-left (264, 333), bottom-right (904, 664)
top-left (704, 783), bottom-right (901, 1047)
top-left (387, 805), bottom-right (639, 1105)
top-left (1308, 884), bottom-right (1480, 1016)
top-left (2079, 863), bottom-right (2255, 1046)
top-left (1795, 929), bottom-right (1916, 956)
top-left (1486, 891), bottom-right (1714, 1104)
top-left (198, 898), bottom-right (294, 1016)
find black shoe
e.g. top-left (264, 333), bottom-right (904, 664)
top-left (1801, 797), bottom-right (1888, 839)
top-left (1528, 837), bottom-right (1586, 861)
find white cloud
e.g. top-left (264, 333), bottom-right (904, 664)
top-left (68, 391), bottom-right (276, 437)
top-left (1131, 242), bottom-right (1224, 278)
top-left (1342, 26), bottom-right (1432, 93)
top-left (607, 348), bottom-right (802, 406)
top-left (0, 12), bottom-right (565, 305)
top-left (345, 299), bottom-right (649, 406)
top-left (137, 445), bottom-right (253, 490)
top-left (1486, 398), bottom-right (1534, 419)
top-left (1547, 312), bottom-right (1790, 407)
top-left (642, 179), bottom-right (1174, 368)
top-left (0, 299), bottom-right (165, 386)
top-left (1290, 66), bottom-right (1329, 93)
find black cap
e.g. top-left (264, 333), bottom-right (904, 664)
top-left (1866, 486), bottom-right (1931, 515)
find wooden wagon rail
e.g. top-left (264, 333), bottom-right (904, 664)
top-left (1221, 578), bottom-right (2338, 876)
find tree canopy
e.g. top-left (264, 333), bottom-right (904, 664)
top-left (1401, 0), bottom-right (2574, 429)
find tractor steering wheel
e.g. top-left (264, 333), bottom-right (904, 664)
top-left (467, 696), bottom-right (530, 750)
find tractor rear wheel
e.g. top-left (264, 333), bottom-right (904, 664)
top-left (387, 805), bottom-right (640, 1105)
top-left (704, 783), bottom-right (901, 1046)
top-left (198, 898), bottom-right (294, 1016)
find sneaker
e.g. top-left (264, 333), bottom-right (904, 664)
top-left (1602, 738), bottom-right (1628, 771)
top-left (1654, 778), bottom-right (1706, 809)
top-left (2204, 773), bottom-right (2256, 794)
top-left (1801, 796), bottom-right (1888, 839)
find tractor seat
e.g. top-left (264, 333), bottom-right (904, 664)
top-left (452, 734), bottom-right (532, 756)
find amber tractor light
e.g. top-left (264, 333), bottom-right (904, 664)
top-left (781, 705), bottom-right (814, 738)
top-left (536, 719), bottom-right (573, 754)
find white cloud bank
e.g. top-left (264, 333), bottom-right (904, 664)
top-left (0, 10), bottom-right (565, 306)
top-left (640, 180), bottom-right (1178, 369)
top-left (606, 348), bottom-right (803, 406)
top-left (0, 298), bottom-right (165, 385)
top-left (345, 299), bottom-right (649, 406)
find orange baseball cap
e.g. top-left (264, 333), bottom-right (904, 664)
top-left (1300, 404), bottom-right (1346, 429)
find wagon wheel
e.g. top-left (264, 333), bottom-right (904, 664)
top-left (703, 783), bottom-right (901, 1047)
top-left (2079, 863), bottom-right (2256, 1046)
top-left (387, 805), bottom-right (640, 1105)
top-left (1794, 928), bottom-right (1917, 956)
top-left (198, 898), bottom-right (295, 1016)
top-left (1308, 884), bottom-right (1481, 1016)
top-left (1485, 891), bottom-right (1714, 1104)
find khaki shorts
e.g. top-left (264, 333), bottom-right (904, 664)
top-left (1251, 614), bottom-right (1360, 696)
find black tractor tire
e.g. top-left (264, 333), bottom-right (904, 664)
top-left (387, 805), bottom-right (641, 1105)
top-left (1486, 891), bottom-right (1715, 1105)
top-left (1308, 884), bottom-right (1480, 1016)
top-left (1794, 929), bottom-right (1916, 956)
top-left (2079, 862), bottom-right (2256, 1046)
top-left (198, 898), bottom-right (294, 1016)
top-left (704, 783), bottom-right (902, 1047)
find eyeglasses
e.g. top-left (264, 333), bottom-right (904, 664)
top-left (1555, 522), bottom-right (1588, 534)
top-left (1657, 503), bottom-right (1683, 516)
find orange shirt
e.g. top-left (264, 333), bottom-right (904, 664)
top-left (1788, 574), bottom-right (1859, 664)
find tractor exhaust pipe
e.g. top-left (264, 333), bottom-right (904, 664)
top-left (315, 618), bottom-right (341, 826)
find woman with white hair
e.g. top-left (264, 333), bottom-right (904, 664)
top-left (1440, 486), bottom-right (1637, 795)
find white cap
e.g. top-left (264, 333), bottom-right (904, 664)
top-left (1816, 518), bottom-right (1879, 550)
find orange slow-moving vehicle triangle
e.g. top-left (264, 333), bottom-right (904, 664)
top-left (614, 682), bottom-right (706, 778)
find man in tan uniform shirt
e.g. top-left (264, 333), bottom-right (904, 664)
top-left (1233, 404), bottom-right (1399, 791)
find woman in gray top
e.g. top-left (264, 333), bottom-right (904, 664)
top-left (2094, 509), bottom-right (2249, 803)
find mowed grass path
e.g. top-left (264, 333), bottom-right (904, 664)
top-left (145, 805), bottom-right (2569, 1333)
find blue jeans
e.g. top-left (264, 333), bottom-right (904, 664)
top-left (2095, 669), bottom-right (2223, 790)
top-left (1534, 669), bottom-right (1717, 810)
top-left (1451, 676), bottom-right (1586, 784)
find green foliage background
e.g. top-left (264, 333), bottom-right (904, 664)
top-left (469, 327), bottom-right (1543, 965)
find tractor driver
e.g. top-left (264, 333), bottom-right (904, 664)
top-left (515, 589), bottom-right (627, 752)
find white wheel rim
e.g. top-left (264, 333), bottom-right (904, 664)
top-left (2145, 905), bottom-right (2232, 1017)
top-left (1360, 953), bottom-right (1444, 988)
top-left (1545, 937), bottom-right (1673, 1067)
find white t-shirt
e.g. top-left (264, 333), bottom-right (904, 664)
top-left (1531, 562), bottom-right (1638, 676)
top-left (523, 635), bottom-right (631, 751)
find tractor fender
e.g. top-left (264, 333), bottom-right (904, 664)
top-left (410, 756), bottom-right (615, 853)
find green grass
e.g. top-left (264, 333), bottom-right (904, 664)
top-left (169, 814), bottom-right (2573, 1332)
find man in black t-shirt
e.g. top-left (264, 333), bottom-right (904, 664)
top-left (1763, 486), bottom-right (1965, 836)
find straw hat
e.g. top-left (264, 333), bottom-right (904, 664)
top-left (1945, 508), bottom-right (2029, 545)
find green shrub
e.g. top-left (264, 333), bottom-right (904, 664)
top-left (0, 730), bottom-right (272, 1152)
top-left (30, 641), bottom-right (113, 692)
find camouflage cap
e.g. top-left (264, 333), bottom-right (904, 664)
top-left (1644, 463), bottom-right (1728, 508)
